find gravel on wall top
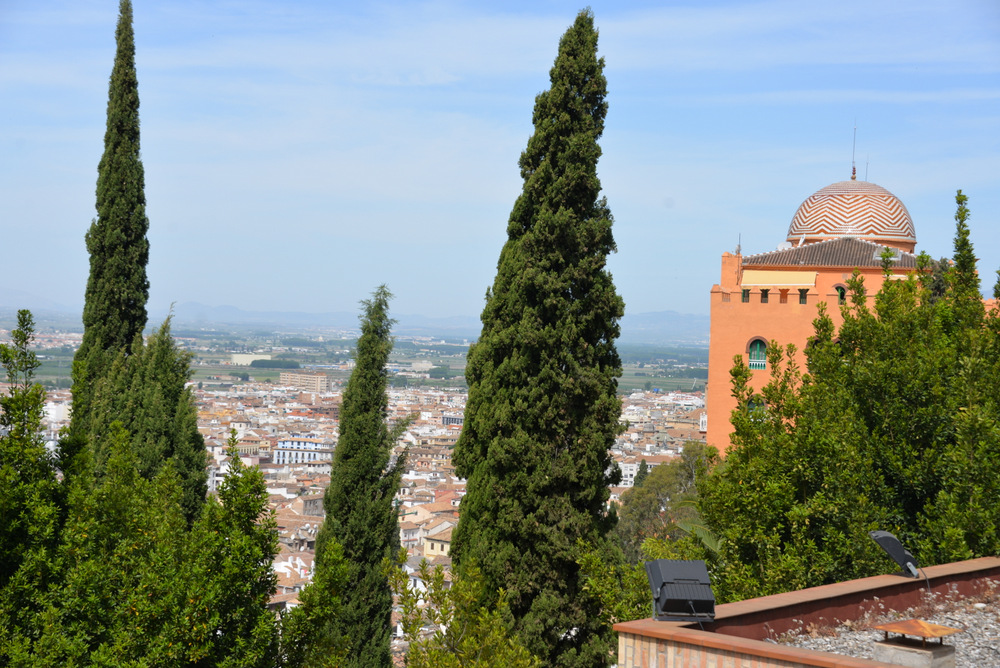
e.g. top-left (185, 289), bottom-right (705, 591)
top-left (779, 584), bottom-right (1000, 667)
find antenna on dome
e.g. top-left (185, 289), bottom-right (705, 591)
top-left (851, 121), bottom-right (857, 181)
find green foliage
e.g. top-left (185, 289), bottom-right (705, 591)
top-left (614, 444), bottom-right (717, 563)
top-left (633, 460), bottom-right (649, 488)
top-left (249, 359), bottom-right (300, 369)
top-left (69, 0), bottom-right (204, 522)
top-left (182, 431), bottom-right (280, 667)
top-left (386, 552), bottom-right (541, 668)
top-left (300, 286), bottom-right (407, 668)
top-left (0, 311), bottom-right (64, 656)
top-left (280, 540), bottom-right (350, 667)
top-left (72, 0), bottom-right (150, 438)
top-left (451, 11), bottom-right (623, 666)
top-left (578, 522), bottom-right (716, 631)
top-left (699, 334), bottom-right (889, 601)
top-left (9, 428), bottom-right (278, 666)
top-left (87, 317), bottom-right (207, 522)
top-left (576, 542), bottom-right (649, 630)
top-left (701, 191), bottom-right (1000, 601)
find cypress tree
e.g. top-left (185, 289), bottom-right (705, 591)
top-left (72, 0), bottom-right (149, 437)
top-left (451, 10), bottom-right (624, 666)
top-left (303, 286), bottom-right (406, 667)
top-left (87, 319), bottom-right (208, 522)
top-left (66, 1), bottom-right (205, 516)
top-left (949, 190), bottom-right (984, 334)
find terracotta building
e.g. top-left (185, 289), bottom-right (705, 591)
top-left (707, 173), bottom-right (920, 450)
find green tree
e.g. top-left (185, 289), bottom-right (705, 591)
top-left (699, 191), bottom-right (1000, 601)
top-left (698, 333), bottom-right (889, 601)
top-left (179, 432), bottom-right (279, 666)
top-left (632, 459), bottom-right (649, 488)
top-left (615, 444), bottom-right (717, 563)
top-left (23, 429), bottom-right (188, 665)
top-left (386, 553), bottom-right (541, 668)
top-left (451, 11), bottom-right (624, 666)
top-left (297, 286), bottom-right (406, 667)
top-left (17, 429), bottom-right (278, 666)
top-left (948, 189), bottom-right (984, 336)
top-left (0, 311), bottom-right (64, 658)
top-left (279, 541), bottom-right (349, 667)
top-left (72, 0), bottom-right (150, 438)
top-left (87, 318), bottom-right (207, 522)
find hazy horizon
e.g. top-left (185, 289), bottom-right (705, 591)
top-left (3, 0), bottom-right (998, 319)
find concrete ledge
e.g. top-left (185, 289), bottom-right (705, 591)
top-left (614, 557), bottom-right (1000, 668)
top-left (618, 622), bottom-right (888, 667)
top-left (706, 557), bottom-right (1000, 639)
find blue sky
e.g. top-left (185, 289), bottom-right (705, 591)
top-left (2, 0), bottom-right (998, 321)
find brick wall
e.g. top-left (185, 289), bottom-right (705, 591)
top-left (617, 624), bottom-right (886, 667)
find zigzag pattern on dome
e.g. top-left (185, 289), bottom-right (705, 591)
top-left (787, 180), bottom-right (916, 246)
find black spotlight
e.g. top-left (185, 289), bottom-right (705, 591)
top-left (644, 559), bottom-right (716, 622)
top-left (869, 530), bottom-right (920, 578)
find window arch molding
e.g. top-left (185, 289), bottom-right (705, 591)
top-left (833, 284), bottom-right (848, 305)
top-left (747, 337), bottom-right (767, 370)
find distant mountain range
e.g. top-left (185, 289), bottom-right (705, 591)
top-left (0, 292), bottom-right (708, 346)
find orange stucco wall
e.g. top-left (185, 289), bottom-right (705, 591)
top-left (706, 252), bottom-right (908, 452)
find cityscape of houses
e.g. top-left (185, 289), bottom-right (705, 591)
top-left (6, 331), bottom-right (706, 646)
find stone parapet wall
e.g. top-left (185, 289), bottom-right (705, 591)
top-left (615, 557), bottom-right (1000, 667)
top-left (617, 622), bottom-right (888, 668)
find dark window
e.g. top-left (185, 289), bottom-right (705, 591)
top-left (748, 339), bottom-right (767, 370)
top-left (799, 289), bottom-right (808, 305)
top-left (741, 289), bottom-right (750, 303)
top-left (760, 289), bottom-right (770, 304)
top-left (779, 289), bottom-right (789, 304)
top-left (836, 286), bottom-right (847, 305)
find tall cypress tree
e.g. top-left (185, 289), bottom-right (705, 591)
top-left (451, 10), bottom-right (624, 667)
top-left (949, 189), bottom-right (984, 334)
top-left (300, 286), bottom-right (405, 667)
top-left (68, 0), bottom-right (205, 519)
top-left (72, 0), bottom-right (149, 438)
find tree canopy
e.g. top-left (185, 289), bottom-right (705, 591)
top-left (451, 10), bottom-right (624, 666)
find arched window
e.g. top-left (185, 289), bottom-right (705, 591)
top-left (748, 339), bottom-right (767, 370)
top-left (835, 286), bottom-right (847, 305)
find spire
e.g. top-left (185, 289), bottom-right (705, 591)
top-left (851, 121), bottom-right (857, 180)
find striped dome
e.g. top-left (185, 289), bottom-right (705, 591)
top-left (787, 179), bottom-right (916, 251)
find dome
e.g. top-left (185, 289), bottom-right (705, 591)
top-left (786, 178), bottom-right (916, 252)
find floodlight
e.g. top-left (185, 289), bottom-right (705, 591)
top-left (644, 559), bottom-right (715, 622)
top-left (869, 530), bottom-right (920, 578)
